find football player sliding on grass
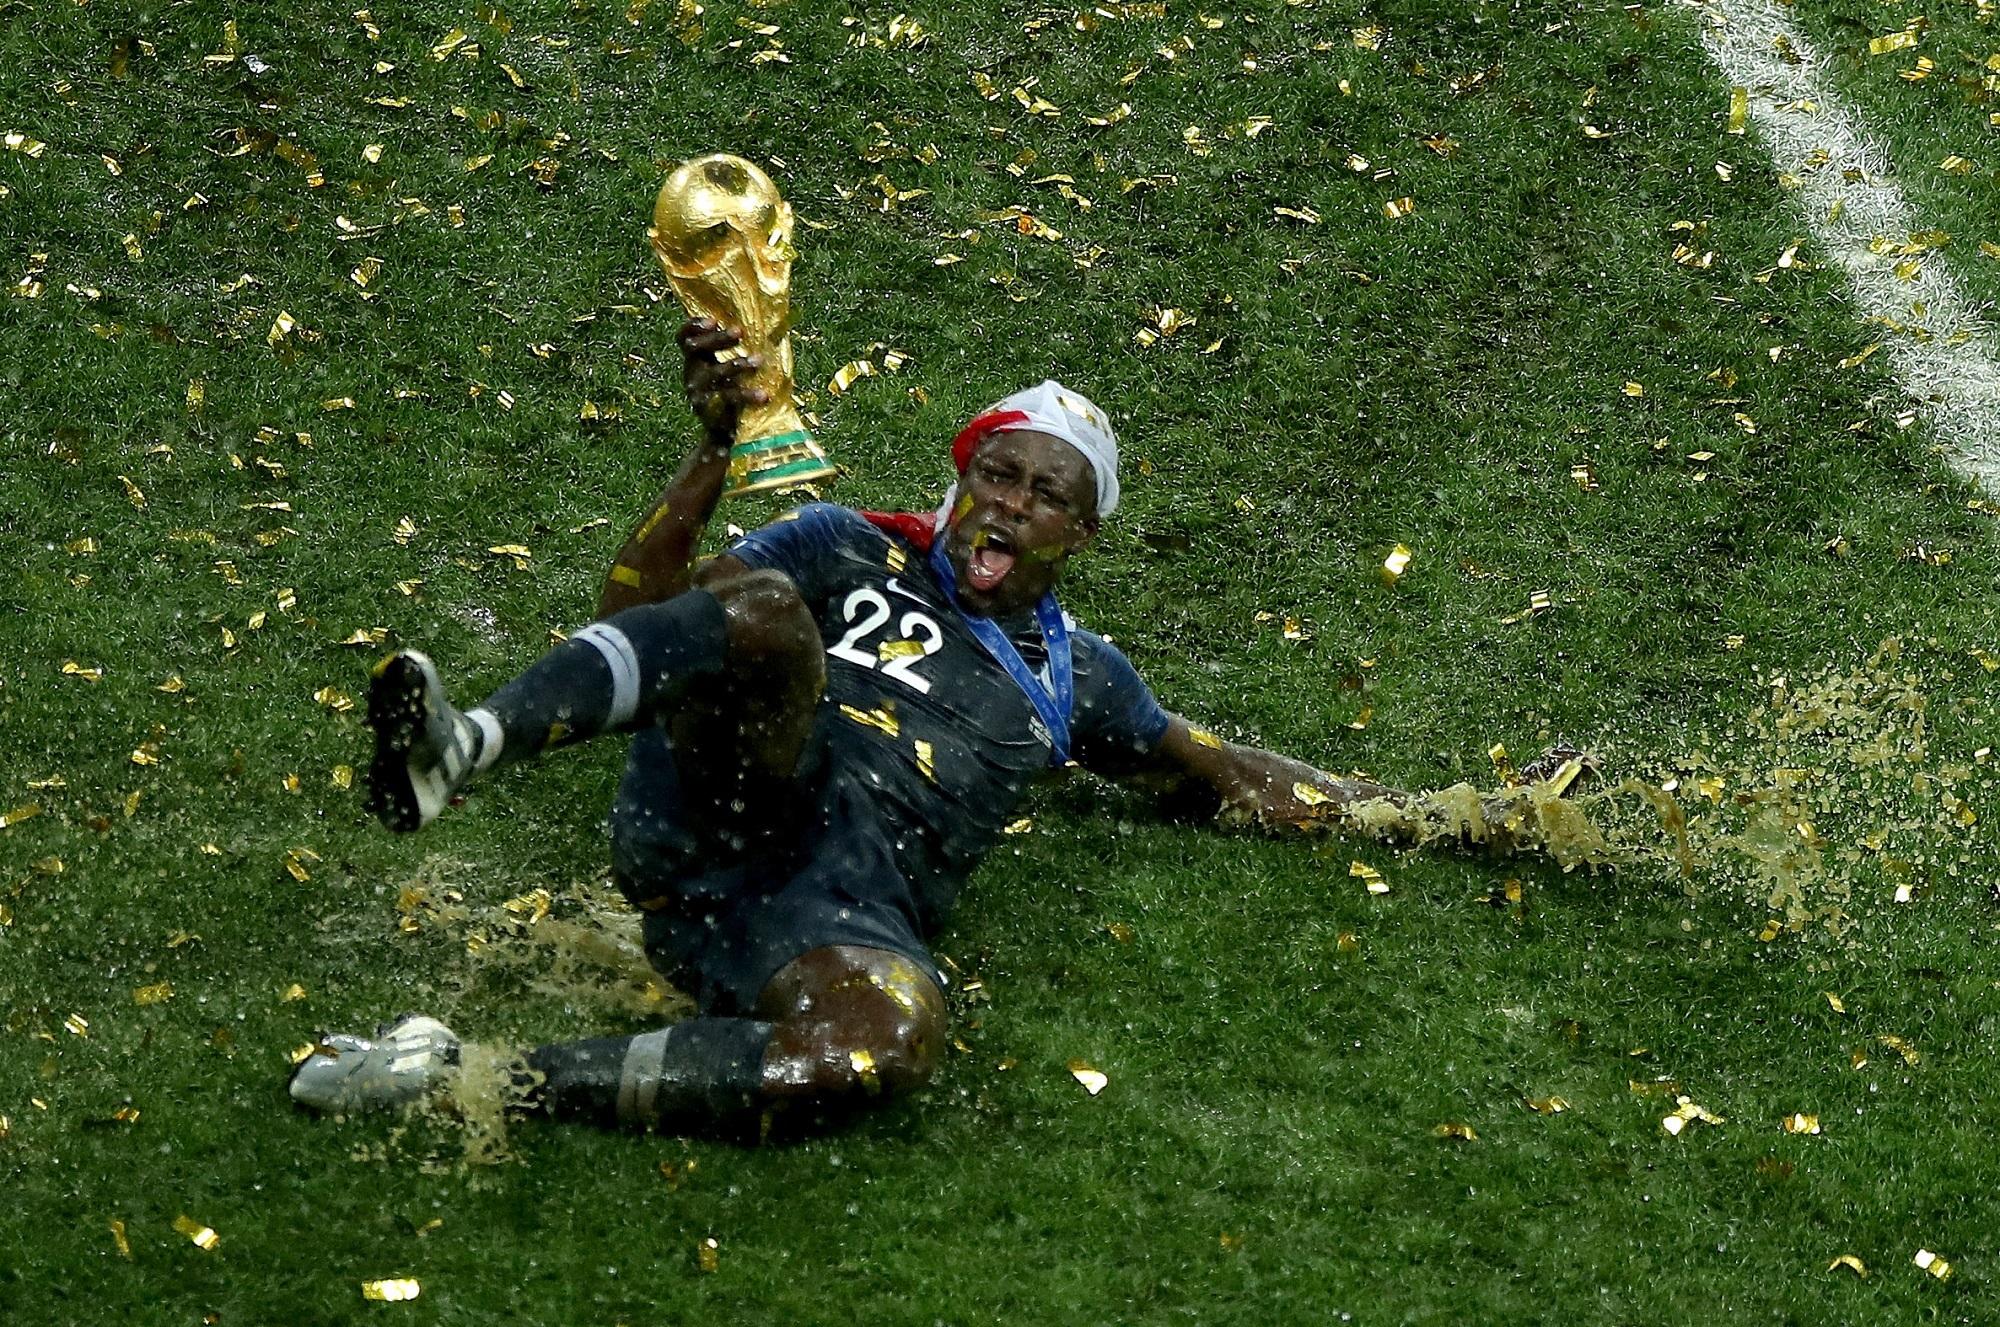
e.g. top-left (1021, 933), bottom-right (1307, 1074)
top-left (293, 318), bottom-right (1535, 1141)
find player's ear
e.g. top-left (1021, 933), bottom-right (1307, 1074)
top-left (1069, 514), bottom-right (1099, 553)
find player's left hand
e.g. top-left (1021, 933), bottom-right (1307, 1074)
top-left (680, 317), bottom-right (769, 447)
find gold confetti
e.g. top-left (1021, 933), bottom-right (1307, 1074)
top-left (361, 1280), bottom-right (422, 1302)
top-left (314, 686), bottom-right (355, 713)
top-left (696, 1238), bottom-right (720, 1273)
top-left (332, 764), bottom-right (354, 789)
top-left (1350, 860), bottom-right (1390, 895)
top-left (912, 739), bottom-right (936, 783)
top-left (1188, 728), bottom-right (1222, 750)
top-left (61, 660), bottom-right (104, 682)
top-left (839, 702), bottom-right (900, 738)
top-left (133, 981), bottom-right (173, 1006)
top-left (5, 130), bottom-right (48, 157)
top-left (1273, 204), bottom-right (1320, 225)
top-left (1913, 1249), bottom-right (1953, 1280)
top-left (1291, 782), bottom-right (1332, 807)
top-left (1382, 196), bottom-right (1415, 220)
top-left (110, 1219), bottom-right (132, 1259)
top-left (119, 474), bottom-right (147, 509)
top-left (280, 983), bottom-right (308, 1003)
top-left (174, 1215), bottom-right (220, 1251)
top-left (1432, 1122), bottom-right (1477, 1141)
top-left (1940, 155), bottom-right (1974, 175)
top-left (1822, 991), bottom-right (1846, 1013)
top-left (1878, 1034), bottom-right (1920, 1066)
top-left (1727, 86), bottom-right (1748, 134)
top-left (65, 1012), bottom-right (90, 1037)
top-left (1827, 1254), bottom-right (1868, 1277)
top-left (1068, 1060), bottom-right (1109, 1095)
top-left (1622, 380), bottom-right (1645, 397)
top-left (488, 543), bottom-right (532, 569)
top-left (828, 360), bottom-right (877, 394)
top-left (499, 887), bottom-right (552, 924)
top-left (1661, 1094), bottom-right (1725, 1135)
top-left (1, 803), bottom-right (42, 829)
top-left (1525, 1095), bottom-right (1570, 1115)
top-left (1869, 30), bottom-right (1918, 55)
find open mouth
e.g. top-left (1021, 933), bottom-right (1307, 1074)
top-left (966, 529), bottom-right (1018, 594)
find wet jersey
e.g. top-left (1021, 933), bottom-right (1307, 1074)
top-left (712, 502), bottom-right (1172, 930)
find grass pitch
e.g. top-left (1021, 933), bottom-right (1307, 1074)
top-left (4, 0), bottom-right (1999, 1322)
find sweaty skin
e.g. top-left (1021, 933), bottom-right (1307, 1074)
top-left (594, 350), bottom-right (1411, 1128)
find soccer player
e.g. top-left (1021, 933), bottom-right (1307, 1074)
top-left (290, 319), bottom-right (1418, 1139)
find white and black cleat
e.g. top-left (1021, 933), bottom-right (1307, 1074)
top-left (289, 1014), bottom-right (462, 1114)
top-left (366, 650), bottom-right (477, 832)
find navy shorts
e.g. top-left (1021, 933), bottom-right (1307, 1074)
top-left (608, 722), bottom-right (946, 1016)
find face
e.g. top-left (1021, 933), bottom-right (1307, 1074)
top-left (943, 429), bottom-right (1099, 616)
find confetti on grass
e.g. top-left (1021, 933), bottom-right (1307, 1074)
top-left (362, 1279), bottom-right (422, 1302)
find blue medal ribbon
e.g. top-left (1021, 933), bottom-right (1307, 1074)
top-left (929, 536), bottom-right (1073, 765)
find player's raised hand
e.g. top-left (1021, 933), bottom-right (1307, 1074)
top-left (679, 317), bottom-right (769, 447)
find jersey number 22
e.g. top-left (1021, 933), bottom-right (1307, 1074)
top-left (827, 587), bottom-right (945, 694)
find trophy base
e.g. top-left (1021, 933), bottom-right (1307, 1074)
top-left (724, 429), bottom-right (838, 499)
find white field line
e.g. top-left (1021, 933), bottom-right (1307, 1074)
top-left (1693, 0), bottom-right (2000, 495)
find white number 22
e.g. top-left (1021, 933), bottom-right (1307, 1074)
top-left (827, 587), bottom-right (945, 694)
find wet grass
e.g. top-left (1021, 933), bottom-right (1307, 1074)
top-left (2, 0), bottom-right (1998, 1322)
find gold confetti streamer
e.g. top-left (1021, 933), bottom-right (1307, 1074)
top-left (1781, 1112), bottom-right (1821, 1135)
top-left (1913, 1249), bottom-right (1953, 1280)
top-left (174, 1215), bottom-right (220, 1251)
top-left (1350, 860), bottom-right (1389, 894)
top-left (696, 1237), bottom-right (720, 1273)
top-left (1525, 1096), bottom-right (1570, 1115)
top-left (1868, 30), bottom-right (1918, 55)
top-left (133, 981), bottom-right (173, 1006)
top-left (361, 1280), bottom-right (422, 1302)
top-left (1827, 1254), bottom-right (1867, 1277)
top-left (110, 1219), bottom-right (132, 1259)
top-left (1432, 1122), bottom-right (1477, 1141)
top-left (1, 804), bottom-right (41, 829)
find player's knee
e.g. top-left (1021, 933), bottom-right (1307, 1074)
top-left (711, 570), bottom-right (817, 663)
top-left (841, 1019), bottom-right (939, 1099)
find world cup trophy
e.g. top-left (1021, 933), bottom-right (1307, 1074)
top-left (649, 153), bottom-right (836, 498)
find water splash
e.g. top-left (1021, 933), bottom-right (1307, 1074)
top-left (1335, 639), bottom-right (1991, 942)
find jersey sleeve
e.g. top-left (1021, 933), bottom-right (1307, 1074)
top-left (1068, 630), bottom-right (1173, 775)
top-left (724, 503), bottom-right (872, 605)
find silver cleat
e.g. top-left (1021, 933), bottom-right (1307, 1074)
top-left (289, 1014), bottom-right (461, 1113)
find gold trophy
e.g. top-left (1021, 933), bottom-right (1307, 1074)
top-left (649, 153), bottom-right (836, 498)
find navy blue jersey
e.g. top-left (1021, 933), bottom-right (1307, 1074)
top-left (714, 503), bottom-right (1171, 927)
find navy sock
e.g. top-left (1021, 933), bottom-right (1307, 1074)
top-left (522, 1019), bottom-right (775, 1133)
top-left (470, 590), bottom-right (729, 766)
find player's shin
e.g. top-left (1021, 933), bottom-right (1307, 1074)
top-left (470, 590), bottom-right (730, 766)
top-left (519, 1019), bottom-right (775, 1133)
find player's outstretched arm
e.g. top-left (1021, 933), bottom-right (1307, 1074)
top-left (595, 318), bottom-right (768, 618)
top-left (1140, 715), bottom-right (1412, 833)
